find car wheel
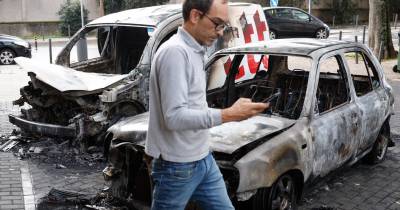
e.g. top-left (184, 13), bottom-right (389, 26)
top-left (253, 174), bottom-right (298, 210)
top-left (269, 30), bottom-right (277, 40)
top-left (315, 28), bottom-right (327, 39)
top-left (0, 48), bottom-right (16, 65)
top-left (365, 133), bottom-right (389, 164)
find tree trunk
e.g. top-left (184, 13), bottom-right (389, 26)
top-left (99, 0), bottom-right (105, 16)
top-left (368, 0), bottom-right (396, 59)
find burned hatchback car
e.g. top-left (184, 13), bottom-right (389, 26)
top-left (104, 39), bottom-right (394, 209)
top-left (9, 3), bottom-right (270, 149)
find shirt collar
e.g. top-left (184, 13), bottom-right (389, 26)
top-left (178, 27), bottom-right (205, 54)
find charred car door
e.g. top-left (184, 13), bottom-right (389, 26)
top-left (342, 50), bottom-right (389, 154)
top-left (310, 53), bottom-right (361, 176)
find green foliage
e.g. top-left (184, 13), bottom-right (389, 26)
top-left (331, 0), bottom-right (356, 24)
top-left (58, 0), bottom-right (89, 36)
top-left (104, 0), bottom-right (169, 14)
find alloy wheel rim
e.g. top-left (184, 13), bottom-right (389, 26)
top-left (316, 29), bottom-right (326, 39)
top-left (270, 31), bottom-right (276, 39)
top-left (0, 51), bottom-right (14, 64)
top-left (271, 175), bottom-right (295, 210)
top-left (376, 136), bottom-right (388, 160)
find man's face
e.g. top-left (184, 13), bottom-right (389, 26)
top-left (193, 0), bottom-right (229, 46)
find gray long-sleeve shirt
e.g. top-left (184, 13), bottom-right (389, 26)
top-left (145, 27), bottom-right (222, 162)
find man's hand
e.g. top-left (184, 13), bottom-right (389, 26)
top-left (221, 98), bottom-right (269, 123)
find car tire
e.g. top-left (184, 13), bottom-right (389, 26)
top-left (0, 48), bottom-right (16, 65)
top-left (364, 133), bottom-right (389, 164)
top-left (252, 174), bottom-right (298, 210)
top-left (269, 30), bottom-right (277, 40)
top-left (315, 28), bottom-right (327, 39)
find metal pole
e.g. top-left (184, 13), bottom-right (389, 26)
top-left (355, 15), bottom-right (359, 30)
top-left (339, 31), bottom-right (342, 40)
top-left (378, 40), bottom-right (383, 63)
top-left (355, 36), bottom-right (358, 64)
top-left (49, 39), bottom-right (52, 64)
top-left (308, 0), bottom-right (311, 14)
top-left (362, 25), bottom-right (366, 44)
top-left (77, 0), bottom-right (88, 61)
top-left (397, 32), bottom-right (400, 71)
top-left (332, 16), bottom-right (335, 29)
top-left (395, 14), bottom-right (398, 29)
top-left (34, 37), bottom-right (37, 51)
top-left (68, 24), bottom-right (71, 37)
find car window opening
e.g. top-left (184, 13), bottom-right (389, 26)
top-left (316, 55), bottom-right (350, 114)
top-left (207, 54), bottom-right (312, 120)
top-left (69, 26), bottom-right (151, 75)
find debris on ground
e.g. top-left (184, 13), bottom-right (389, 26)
top-left (0, 130), bottom-right (105, 170)
top-left (37, 188), bottom-right (141, 210)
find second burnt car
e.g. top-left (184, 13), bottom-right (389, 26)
top-left (9, 3), bottom-right (269, 148)
top-left (104, 39), bottom-right (394, 209)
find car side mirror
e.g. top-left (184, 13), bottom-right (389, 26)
top-left (309, 17), bottom-right (312, 22)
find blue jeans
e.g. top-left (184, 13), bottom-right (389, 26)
top-left (150, 153), bottom-right (234, 210)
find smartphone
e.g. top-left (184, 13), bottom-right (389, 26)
top-left (262, 91), bottom-right (281, 103)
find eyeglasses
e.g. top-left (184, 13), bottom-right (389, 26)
top-left (202, 13), bottom-right (229, 31)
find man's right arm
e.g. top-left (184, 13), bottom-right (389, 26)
top-left (221, 98), bottom-right (268, 123)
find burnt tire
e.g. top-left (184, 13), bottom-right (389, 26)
top-left (0, 48), bottom-right (16, 65)
top-left (252, 174), bottom-right (298, 210)
top-left (365, 133), bottom-right (389, 164)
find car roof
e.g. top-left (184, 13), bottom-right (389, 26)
top-left (263, 6), bottom-right (304, 10)
top-left (216, 38), bottom-right (359, 57)
top-left (88, 2), bottom-right (255, 27)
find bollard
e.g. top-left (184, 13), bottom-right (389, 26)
top-left (362, 25), bottom-right (366, 44)
top-left (332, 16), bottom-right (335, 29)
top-left (339, 31), bottom-right (342, 40)
top-left (355, 36), bottom-right (358, 64)
top-left (34, 37), bottom-right (38, 51)
top-left (395, 14), bottom-right (398, 29)
top-left (397, 32), bottom-right (400, 71)
top-left (68, 25), bottom-right (71, 37)
top-left (49, 39), bottom-right (53, 64)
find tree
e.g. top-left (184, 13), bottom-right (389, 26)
top-left (58, 0), bottom-right (89, 36)
top-left (368, 0), bottom-right (396, 59)
top-left (104, 0), bottom-right (169, 15)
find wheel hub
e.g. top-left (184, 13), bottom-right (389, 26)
top-left (0, 51), bottom-right (14, 64)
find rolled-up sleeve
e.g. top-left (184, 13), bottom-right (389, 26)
top-left (155, 46), bottom-right (222, 131)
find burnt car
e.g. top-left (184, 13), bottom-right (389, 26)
top-left (9, 3), bottom-right (270, 149)
top-left (0, 34), bottom-right (31, 65)
top-left (104, 39), bottom-right (394, 209)
top-left (263, 7), bottom-right (330, 39)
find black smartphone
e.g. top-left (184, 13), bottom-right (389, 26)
top-left (262, 91), bottom-right (281, 103)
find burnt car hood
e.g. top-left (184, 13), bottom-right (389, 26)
top-left (108, 112), bottom-right (296, 154)
top-left (15, 57), bottom-right (127, 92)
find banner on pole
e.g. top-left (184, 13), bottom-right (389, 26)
top-left (270, 0), bottom-right (278, 7)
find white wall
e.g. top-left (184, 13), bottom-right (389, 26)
top-left (0, 0), bottom-right (101, 23)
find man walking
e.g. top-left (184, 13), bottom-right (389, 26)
top-left (145, 0), bottom-right (268, 209)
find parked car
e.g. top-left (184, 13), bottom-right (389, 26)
top-left (9, 3), bottom-right (269, 148)
top-left (0, 34), bottom-right (31, 65)
top-left (103, 39), bottom-right (394, 209)
top-left (263, 7), bottom-right (330, 39)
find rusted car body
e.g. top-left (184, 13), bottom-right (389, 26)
top-left (9, 3), bottom-right (270, 148)
top-left (104, 39), bottom-right (394, 209)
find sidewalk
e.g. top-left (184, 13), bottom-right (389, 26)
top-left (0, 153), bottom-right (33, 210)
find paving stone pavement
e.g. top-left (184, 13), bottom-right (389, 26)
top-left (0, 153), bottom-right (25, 210)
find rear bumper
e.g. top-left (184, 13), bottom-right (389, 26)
top-left (8, 114), bottom-right (76, 138)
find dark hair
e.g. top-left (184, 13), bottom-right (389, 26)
top-left (182, 0), bottom-right (214, 22)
